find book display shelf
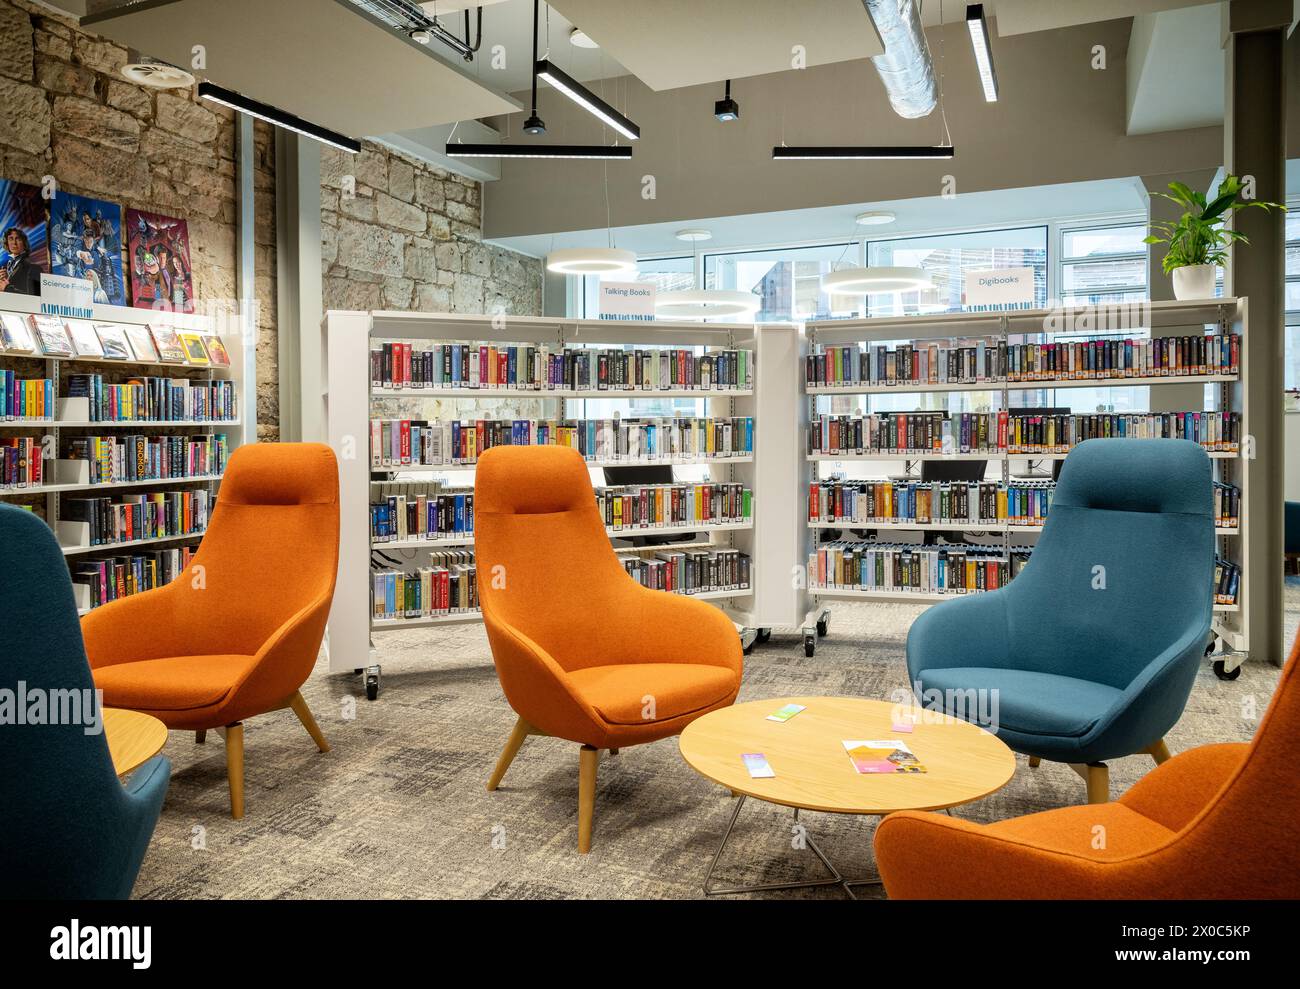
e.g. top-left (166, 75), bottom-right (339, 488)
top-left (323, 310), bottom-right (800, 699)
top-left (800, 298), bottom-right (1250, 673)
top-left (0, 295), bottom-right (247, 617)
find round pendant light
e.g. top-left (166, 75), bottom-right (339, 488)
top-left (545, 247), bottom-right (638, 276)
top-left (655, 289), bottom-right (761, 320)
top-left (821, 265), bottom-right (933, 294)
top-left (854, 210), bottom-right (897, 226)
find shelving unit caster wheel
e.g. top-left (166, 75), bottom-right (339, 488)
top-left (756, 628), bottom-right (771, 644)
top-left (353, 668), bottom-right (363, 675)
top-left (740, 627), bottom-right (759, 656)
top-left (365, 665), bottom-right (381, 700)
top-left (1213, 659), bottom-right (1241, 682)
top-left (803, 629), bottom-right (816, 657)
top-left (815, 609), bottom-right (831, 638)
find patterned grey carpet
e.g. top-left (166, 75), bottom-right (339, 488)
top-left (132, 582), bottom-right (1298, 899)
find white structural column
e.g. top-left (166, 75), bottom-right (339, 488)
top-left (235, 114), bottom-right (259, 440)
top-left (275, 132), bottom-right (324, 442)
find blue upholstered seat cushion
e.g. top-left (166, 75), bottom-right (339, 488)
top-left (914, 666), bottom-right (1125, 738)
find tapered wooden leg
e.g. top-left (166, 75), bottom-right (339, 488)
top-left (1145, 739), bottom-right (1172, 765)
top-left (487, 716), bottom-right (531, 791)
top-left (225, 723), bottom-right (245, 819)
top-left (289, 691), bottom-right (330, 753)
top-left (1085, 763), bottom-right (1109, 804)
top-left (1028, 756), bottom-right (1040, 768)
top-left (577, 744), bottom-right (599, 854)
top-left (196, 729), bottom-right (206, 744)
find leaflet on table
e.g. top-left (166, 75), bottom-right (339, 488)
top-left (843, 739), bottom-right (927, 774)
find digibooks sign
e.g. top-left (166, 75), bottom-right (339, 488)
top-left (965, 267), bottom-right (1035, 308)
top-left (40, 272), bottom-right (95, 320)
top-left (598, 281), bottom-right (656, 321)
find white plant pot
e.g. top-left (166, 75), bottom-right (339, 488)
top-left (1171, 263), bottom-right (1217, 300)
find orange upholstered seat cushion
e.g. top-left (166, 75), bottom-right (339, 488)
top-left (93, 654), bottom-right (259, 712)
top-left (984, 802), bottom-right (1176, 862)
top-left (567, 663), bottom-right (739, 725)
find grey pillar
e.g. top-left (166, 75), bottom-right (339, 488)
top-left (235, 115), bottom-right (258, 442)
top-left (1223, 0), bottom-right (1289, 666)
top-left (275, 131), bottom-right (323, 442)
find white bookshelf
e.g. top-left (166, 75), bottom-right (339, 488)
top-left (0, 296), bottom-right (248, 613)
top-left (801, 298), bottom-right (1250, 668)
top-left (322, 311), bottom-right (799, 692)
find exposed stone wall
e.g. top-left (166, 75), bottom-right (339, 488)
top-left (0, 0), bottom-right (279, 440)
top-left (320, 142), bottom-right (542, 317)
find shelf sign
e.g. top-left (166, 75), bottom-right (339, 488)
top-left (40, 273), bottom-right (94, 320)
top-left (965, 267), bottom-right (1035, 308)
top-left (598, 281), bottom-right (656, 321)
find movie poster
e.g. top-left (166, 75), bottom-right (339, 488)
top-left (126, 208), bottom-right (194, 313)
top-left (50, 191), bottom-right (127, 306)
top-left (0, 179), bottom-right (50, 297)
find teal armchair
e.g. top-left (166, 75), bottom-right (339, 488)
top-left (906, 439), bottom-right (1215, 803)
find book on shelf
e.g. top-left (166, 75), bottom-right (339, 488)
top-left (371, 341), bottom-right (754, 392)
top-left (809, 541), bottom-right (1031, 596)
top-left (0, 436), bottom-right (42, 489)
top-left (370, 416), bottom-right (755, 468)
top-left (1006, 332), bottom-right (1239, 382)
top-left (29, 314), bottom-right (74, 357)
top-left (620, 548), bottom-right (751, 595)
top-left (1, 371), bottom-right (53, 420)
top-left (92, 323), bottom-right (132, 361)
top-left (0, 313), bottom-right (37, 353)
top-left (1213, 481), bottom-right (1240, 528)
top-left (73, 545), bottom-right (195, 612)
top-left (149, 325), bottom-right (188, 364)
top-left (65, 374), bottom-right (236, 423)
top-left (1006, 411), bottom-right (1240, 454)
top-left (123, 325), bottom-right (159, 363)
top-left (370, 480), bottom-right (475, 543)
top-left (64, 432), bottom-right (229, 484)
top-left (1214, 555), bottom-right (1241, 606)
top-left (806, 338), bottom-right (1005, 389)
top-left (372, 549), bottom-right (478, 620)
top-left (809, 412), bottom-right (1007, 456)
top-left (65, 319), bottom-right (104, 358)
top-left (599, 482), bottom-right (752, 529)
top-left (203, 335), bottom-right (231, 367)
top-left (62, 488), bottom-right (210, 547)
top-left (179, 333), bottom-right (210, 365)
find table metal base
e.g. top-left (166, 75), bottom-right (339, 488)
top-left (702, 795), bottom-right (885, 899)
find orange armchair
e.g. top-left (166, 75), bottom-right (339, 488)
top-left (875, 631), bottom-right (1300, 898)
top-left (474, 445), bottom-right (743, 852)
top-left (83, 442), bottom-right (340, 819)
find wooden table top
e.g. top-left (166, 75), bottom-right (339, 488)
top-left (104, 708), bottom-right (168, 777)
top-left (679, 697), bottom-right (1016, 815)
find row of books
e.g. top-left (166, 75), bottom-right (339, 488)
top-left (806, 338), bottom-right (1005, 389)
top-left (0, 313), bottom-right (231, 366)
top-left (372, 342), bottom-right (753, 392)
top-left (1006, 333), bottom-right (1239, 381)
top-left (808, 478), bottom-right (1242, 528)
top-left (1, 371), bottom-right (53, 420)
top-left (809, 412), bottom-right (1006, 456)
top-left (598, 482), bottom-right (752, 530)
top-left (65, 374), bottom-right (237, 424)
top-left (620, 549), bottom-right (752, 595)
top-left (66, 433), bottom-right (229, 484)
top-left (62, 488), bottom-right (210, 547)
top-left (1215, 556), bottom-right (1242, 606)
top-left (370, 416), bottom-right (755, 468)
top-left (0, 437), bottom-right (41, 488)
top-left (809, 541), bottom-right (1031, 595)
top-left (370, 486), bottom-right (475, 543)
top-left (372, 552), bottom-right (479, 620)
top-left (74, 546), bottom-right (196, 612)
top-left (1006, 411), bottom-right (1240, 454)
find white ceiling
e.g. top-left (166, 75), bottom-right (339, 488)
top-left (993, 0), bottom-right (1220, 35)
top-left (1127, 3), bottom-right (1225, 135)
top-left (488, 177), bottom-right (1148, 259)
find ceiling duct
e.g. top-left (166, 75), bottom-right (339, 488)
top-left (345, 0), bottom-right (481, 60)
top-left (861, 0), bottom-right (938, 119)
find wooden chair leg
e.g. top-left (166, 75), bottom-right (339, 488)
top-left (1027, 755), bottom-right (1040, 768)
top-left (225, 723), bottom-right (245, 819)
top-left (1145, 739), bottom-right (1172, 765)
top-left (1085, 763), bottom-right (1109, 804)
top-left (577, 744), bottom-right (599, 853)
top-left (289, 691), bottom-right (330, 753)
top-left (196, 729), bottom-right (206, 744)
top-left (487, 716), bottom-right (532, 791)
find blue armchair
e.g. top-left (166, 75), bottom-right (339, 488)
top-left (906, 439), bottom-right (1214, 803)
top-left (0, 504), bottom-right (170, 898)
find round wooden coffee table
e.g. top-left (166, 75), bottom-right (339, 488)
top-left (104, 708), bottom-right (168, 777)
top-left (679, 696), bottom-right (1016, 897)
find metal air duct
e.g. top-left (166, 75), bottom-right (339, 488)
top-left (861, 0), bottom-right (938, 119)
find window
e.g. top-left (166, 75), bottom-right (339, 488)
top-left (1059, 223), bottom-right (1148, 306)
top-left (579, 256), bottom-right (694, 320)
top-left (865, 226), bottom-right (1048, 317)
top-left (1286, 211), bottom-right (1300, 393)
top-left (703, 243), bottom-right (864, 323)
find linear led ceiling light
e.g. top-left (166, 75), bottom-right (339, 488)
top-left (772, 145), bottom-right (953, 160)
top-left (545, 248), bottom-right (638, 276)
top-left (966, 4), bottom-right (999, 102)
top-left (821, 266), bottom-right (933, 294)
top-left (535, 59), bottom-right (640, 141)
top-left (445, 143), bottom-right (632, 159)
top-left (196, 81), bottom-right (360, 153)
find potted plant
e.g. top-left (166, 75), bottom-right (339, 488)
top-left (1144, 175), bottom-right (1284, 300)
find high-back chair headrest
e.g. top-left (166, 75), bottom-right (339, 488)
top-left (476, 446), bottom-right (595, 515)
top-left (218, 442), bottom-right (339, 507)
top-left (1052, 438), bottom-right (1212, 517)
